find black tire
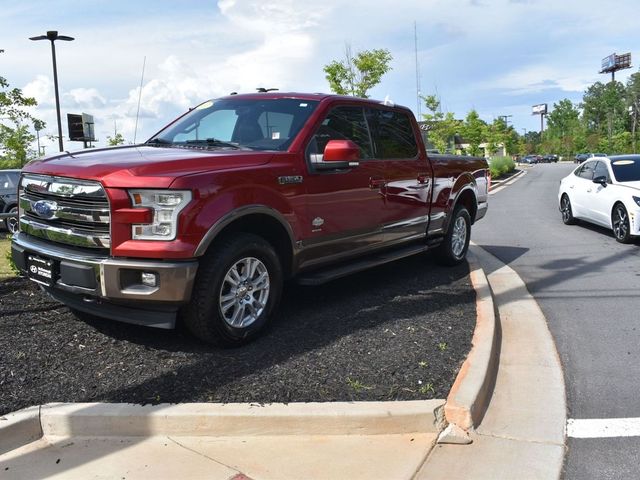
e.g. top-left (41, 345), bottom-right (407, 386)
top-left (435, 206), bottom-right (471, 266)
top-left (5, 206), bottom-right (18, 234)
top-left (182, 233), bottom-right (282, 346)
top-left (560, 194), bottom-right (576, 225)
top-left (612, 203), bottom-right (632, 244)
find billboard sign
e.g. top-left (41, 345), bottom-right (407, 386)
top-left (602, 53), bottom-right (616, 71)
top-left (67, 113), bottom-right (96, 142)
top-left (615, 52), bottom-right (632, 69)
top-left (532, 104), bottom-right (547, 115)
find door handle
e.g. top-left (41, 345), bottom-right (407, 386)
top-left (369, 177), bottom-right (385, 189)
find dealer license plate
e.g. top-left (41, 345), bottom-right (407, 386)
top-left (26, 255), bottom-right (58, 287)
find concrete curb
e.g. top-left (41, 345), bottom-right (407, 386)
top-left (2, 399), bottom-right (445, 443)
top-left (438, 247), bottom-right (499, 443)
top-left (0, 406), bottom-right (42, 455)
top-left (489, 168), bottom-right (526, 192)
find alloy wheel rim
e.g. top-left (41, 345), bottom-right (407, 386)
top-left (451, 216), bottom-right (467, 258)
top-left (219, 256), bottom-right (270, 329)
top-left (561, 197), bottom-right (571, 222)
top-left (613, 207), bottom-right (628, 239)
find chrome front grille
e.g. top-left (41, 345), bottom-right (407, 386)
top-left (19, 174), bottom-right (111, 249)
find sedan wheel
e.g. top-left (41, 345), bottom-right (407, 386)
top-left (560, 195), bottom-right (576, 225)
top-left (612, 204), bottom-right (632, 244)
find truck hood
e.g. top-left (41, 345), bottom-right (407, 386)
top-left (23, 145), bottom-right (273, 188)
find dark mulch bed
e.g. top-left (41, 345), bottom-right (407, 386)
top-left (0, 254), bottom-right (476, 416)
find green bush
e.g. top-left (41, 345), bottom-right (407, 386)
top-left (489, 156), bottom-right (516, 178)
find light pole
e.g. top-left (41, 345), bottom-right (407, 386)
top-left (29, 31), bottom-right (74, 152)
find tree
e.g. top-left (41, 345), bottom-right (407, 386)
top-left (106, 133), bottom-right (126, 146)
top-left (420, 94), bottom-right (460, 153)
top-left (323, 46), bottom-right (392, 98)
top-left (0, 76), bottom-right (38, 123)
top-left (581, 81), bottom-right (626, 150)
top-left (625, 72), bottom-right (640, 152)
top-left (1, 76), bottom-right (44, 167)
top-left (462, 110), bottom-right (486, 156)
top-left (544, 99), bottom-right (582, 157)
top-left (0, 123), bottom-right (36, 167)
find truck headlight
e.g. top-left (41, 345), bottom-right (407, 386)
top-left (128, 189), bottom-right (192, 240)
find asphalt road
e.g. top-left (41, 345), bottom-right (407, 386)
top-left (473, 163), bottom-right (640, 479)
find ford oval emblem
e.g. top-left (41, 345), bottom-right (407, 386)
top-left (33, 200), bottom-right (58, 220)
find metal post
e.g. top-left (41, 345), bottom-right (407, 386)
top-left (49, 39), bottom-right (64, 152)
top-left (29, 31), bottom-right (74, 152)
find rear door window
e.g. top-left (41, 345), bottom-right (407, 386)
top-left (369, 109), bottom-right (418, 159)
top-left (576, 161), bottom-right (597, 180)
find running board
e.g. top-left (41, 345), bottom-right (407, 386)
top-left (296, 242), bottom-right (438, 286)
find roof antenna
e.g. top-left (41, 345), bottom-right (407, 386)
top-left (256, 87), bottom-right (279, 93)
top-left (133, 56), bottom-right (146, 144)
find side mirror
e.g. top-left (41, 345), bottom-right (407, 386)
top-left (314, 140), bottom-right (360, 170)
top-left (324, 139), bottom-right (360, 162)
top-left (593, 175), bottom-right (608, 187)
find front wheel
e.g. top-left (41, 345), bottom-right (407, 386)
top-left (182, 233), bottom-right (283, 346)
top-left (435, 206), bottom-right (471, 266)
top-left (5, 206), bottom-right (18, 234)
top-left (560, 194), bottom-right (576, 225)
top-left (612, 204), bottom-right (632, 244)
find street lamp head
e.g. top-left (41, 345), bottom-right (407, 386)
top-left (29, 31), bottom-right (74, 42)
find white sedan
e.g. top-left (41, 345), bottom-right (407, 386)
top-left (558, 155), bottom-right (640, 243)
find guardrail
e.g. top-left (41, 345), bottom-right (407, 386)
top-left (0, 212), bottom-right (15, 219)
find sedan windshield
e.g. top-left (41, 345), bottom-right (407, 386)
top-left (610, 158), bottom-right (640, 182)
top-left (147, 97), bottom-right (319, 151)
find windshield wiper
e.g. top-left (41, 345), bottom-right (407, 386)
top-left (184, 138), bottom-right (241, 149)
top-left (146, 138), bottom-right (173, 146)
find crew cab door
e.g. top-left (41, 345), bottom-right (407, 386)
top-left (298, 105), bottom-right (386, 267)
top-left (367, 107), bottom-right (432, 243)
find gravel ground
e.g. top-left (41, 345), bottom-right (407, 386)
top-left (0, 253), bottom-right (476, 416)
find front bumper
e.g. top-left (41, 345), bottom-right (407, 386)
top-left (11, 233), bottom-right (199, 328)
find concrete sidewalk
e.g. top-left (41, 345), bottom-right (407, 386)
top-left (0, 245), bottom-right (566, 480)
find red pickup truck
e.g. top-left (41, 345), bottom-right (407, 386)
top-left (12, 92), bottom-right (488, 346)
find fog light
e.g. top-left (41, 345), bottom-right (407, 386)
top-left (141, 272), bottom-right (158, 287)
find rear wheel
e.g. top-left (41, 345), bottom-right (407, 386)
top-left (612, 204), bottom-right (631, 244)
top-left (182, 233), bottom-right (282, 346)
top-left (436, 205), bottom-right (471, 266)
top-left (560, 194), bottom-right (576, 225)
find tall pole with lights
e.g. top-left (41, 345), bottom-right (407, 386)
top-left (29, 31), bottom-right (74, 152)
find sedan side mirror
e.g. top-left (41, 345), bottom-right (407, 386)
top-left (593, 175), bottom-right (608, 187)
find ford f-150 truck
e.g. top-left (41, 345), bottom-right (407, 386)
top-left (12, 92), bottom-right (488, 346)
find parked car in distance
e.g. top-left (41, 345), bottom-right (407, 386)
top-left (521, 154), bottom-right (540, 164)
top-left (540, 154), bottom-right (559, 163)
top-left (558, 154), bottom-right (640, 243)
top-left (0, 169), bottom-right (20, 233)
top-left (575, 153), bottom-right (606, 163)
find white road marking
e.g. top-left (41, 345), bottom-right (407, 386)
top-left (567, 417), bottom-right (640, 438)
top-left (489, 170), bottom-right (527, 195)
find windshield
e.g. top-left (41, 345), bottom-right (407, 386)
top-left (147, 97), bottom-right (319, 151)
top-left (610, 158), bottom-right (640, 182)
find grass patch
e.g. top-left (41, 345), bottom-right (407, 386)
top-left (0, 235), bottom-right (16, 280)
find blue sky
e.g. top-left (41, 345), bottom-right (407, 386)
top-left (2, 0), bottom-right (640, 152)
